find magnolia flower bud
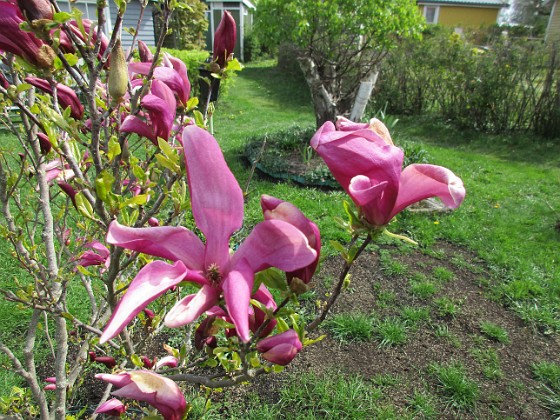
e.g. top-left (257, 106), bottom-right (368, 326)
top-left (17, 0), bottom-right (54, 22)
top-left (213, 11), bottom-right (236, 68)
top-left (95, 398), bottom-right (127, 416)
top-left (94, 356), bottom-right (117, 368)
top-left (108, 39), bottom-right (128, 104)
top-left (138, 40), bottom-right (153, 62)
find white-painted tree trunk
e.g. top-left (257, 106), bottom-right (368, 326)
top-left (349, 68), bottom-right (379, 122)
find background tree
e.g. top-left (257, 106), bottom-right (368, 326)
top-left (156, 0), bottom-right (208, 50)
top-left (254, 0), bottom-right (424, 126)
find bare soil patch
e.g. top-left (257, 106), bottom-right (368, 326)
top-left (219, 242), bottom-right (560, 419)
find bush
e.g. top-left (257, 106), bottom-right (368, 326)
top-left (373, 26), bottom-right (560, 138)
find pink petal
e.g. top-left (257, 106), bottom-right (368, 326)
top-left (348, 175), bottom-right (393, 226)
top-left (106, 220), bottom-right (205, 271)
top-left (98, 371), bottom-right (186, 420)
top-left (164, 285), bottom-right (220, 328)
top-left (260, 195), bottom-right (321, 283)
top-left (390, 164), bottom-right (466, 220)
top-left (95, 398), bottom-right (126, 416)
top-left (213, 10), bottom-right (237, 67)
top-left (121, 115), bottom-right (156, 143)
top-left (99, 260), bottom-right (188, 344)
top-left (222, 259), bottom-right (253, 342)
top-left (182, 126), bottom-right (243, 269)
top-left (155, 356), bottom-right (178, 370)
top-left (233, 219), bottom-right (317, 273)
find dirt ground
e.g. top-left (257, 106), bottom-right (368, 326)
top-left (218, 242), bottom-right (560, 419)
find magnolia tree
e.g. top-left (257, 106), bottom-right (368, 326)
top-left (255, 0), bottom-right (424, 126)
top-left (0, 0), bottom-right (465, 418)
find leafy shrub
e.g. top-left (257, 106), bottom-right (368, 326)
top-left (374, 26), bottom-right (560, 138)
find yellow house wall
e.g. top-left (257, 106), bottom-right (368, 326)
top-left (418, 5), bottom-right (501, 27)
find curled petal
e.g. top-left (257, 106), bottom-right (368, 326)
top-left (260, 195), bottom-right (321, 283)
top-left (164, 285), bottom-right (220, 328)
top-left (99, 261), bottom-right (188, 344)
top-left (155, 356), bottom-right (178, 370)
top-left (390, 164), bottom-right (466, 219)
top-left (95, 398), bottom-right (126, 416)
top-left (96, 371), bottom-right (186, 420)
top-left (233, 219), bottom-right (317, 274)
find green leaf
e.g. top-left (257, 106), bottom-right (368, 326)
top-left (119, 194), bottom-right (148, 209)
top-left (226, 58), bottom-right (243, 72)
top-left (16, 83), bottom-right (31, 94)
top-left (94, 170), bottom-right (115, 203)
top-left (256, 267), bottom-right (288, 292)
top-left (75, 192), bottom-right (95, 219)
top-left (130, 354), bottom-right (143, 367)
top-left (107, 137), bottom-right (121, 162)
top-left (63, 53), bottom-right (80, 67)
top-left (53, 12), bottom-right (72, 23)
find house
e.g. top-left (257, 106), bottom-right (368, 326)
top-left (203, 0), bottom-right (256, 61)
top-left (57, 0), bottom-right (157, 48)
top-left (546, 0), bottom-right (560, 43)
top-left (417, 0), bottom-right (508, 29)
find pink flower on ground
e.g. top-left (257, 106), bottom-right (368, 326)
top-left (100, 126), bottom-right (317, 344)
top-left (25, 77), bottom-right (84, 120)
top-left (213, 11), bottom-right (236, 67)
top-left (261, 195), bottom-right (321, 284)
top-left (95, 398), bottom-right (126, 416)
top-left (257, 329), bottom-right (303, 366)
top-left (95, 370), bottom-right (186, 420)
top-left (311, 119), bottom-right (465, 228)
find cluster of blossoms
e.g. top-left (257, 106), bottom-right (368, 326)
top-left (0, 2), bottom-right (466, 419)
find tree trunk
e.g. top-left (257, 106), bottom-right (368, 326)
top-left (298, 56), bottom-right (337, 127)
top-left (349, 67), bottom-right (379, 122)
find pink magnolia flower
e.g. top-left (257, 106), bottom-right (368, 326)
top-left (257, 329), bottom-right (303, 366)
top-left (213, 11), bottom-right (236, 67)
top-left (128, 53), bottom-right (191, 107)
top-left (17, 0), bottom-right (53, 21)
top-left (76, 240), bottom-right (111, 272)
top-left (0, 2), bottom-right (54, 69)
top-left (120, 79), bottom-right (176, 144)
top-left (25, 77), bottom-right (84, 120)
top-left (95, 370), bottom-right (186, 420)
top-left (94, 355), bottom-right (117, 369)
top-left (138, 40), bottom-right (153, 62)
top-left (311, 120), bottom-right (465, 228)
top-left (261, 195), bottom-right (321, 284)
top-left (95, 398), bottom-right (127, 416)
top-left (100, 126), bottom-right (317, 343)
top-left (59, 19), bottom-right (109, 65)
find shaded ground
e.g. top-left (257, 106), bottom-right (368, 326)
top-left (218, 242), bottom-right (560, 419)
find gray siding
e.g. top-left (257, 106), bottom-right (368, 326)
top-left (109, 1), bottom-right (156, 48)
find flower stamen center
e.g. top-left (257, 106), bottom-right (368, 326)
top-left (205, 263), bottom-right (222, 285)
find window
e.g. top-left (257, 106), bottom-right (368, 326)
top-left (424, 6), bottom-right (439, 25)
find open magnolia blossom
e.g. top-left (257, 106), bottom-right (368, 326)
top-left (99, 125), bottom-right (317, 344)
top-left (96, 370), bottom-right (186, 420)
top-left (311, 117), bottom-right (466, 228)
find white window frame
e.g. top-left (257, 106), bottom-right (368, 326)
top-left (59, 0), bottom-right (112, 34)
top-left (423, 5), bottom-right (440, 25)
